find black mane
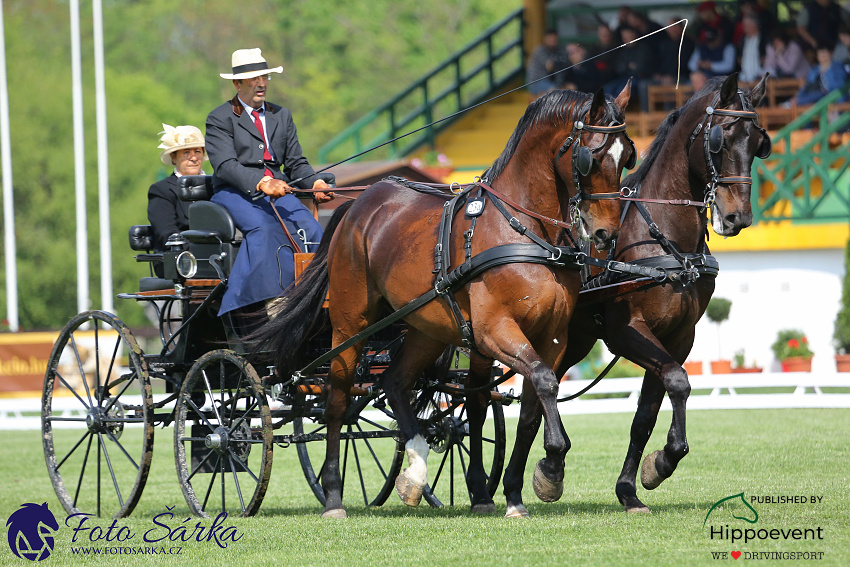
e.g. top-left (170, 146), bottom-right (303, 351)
top-left (483, 89), bottom-right (624, 182)
top-left (623, 76), bottom-right (755, 190)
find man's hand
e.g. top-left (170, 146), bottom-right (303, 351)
top-left (312, 178), bottom-right (334, 203)
top-left (257, 176), bottom-right (292, 198)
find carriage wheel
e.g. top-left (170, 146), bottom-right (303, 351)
top-left (295, 387), bottom-right (404, 507)
top-left (158, 299), bottom-right (183, 352)
top-left (174, 350), bottom-right (272, 517)
top-left (417, 386), bottom-right (506, 508)
top-left (42, 310), bottom-right (154, 518)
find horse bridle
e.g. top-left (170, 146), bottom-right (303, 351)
top-left (555, 109), bottom-right (636, 225)
top-left (686, 90), bottom-right (771, 207)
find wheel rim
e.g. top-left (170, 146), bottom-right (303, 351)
top-left (418, 388), bottom-right (505, 507)
top-left (174, 350), bottom-right (272, 517)
top-left (295, 387), bottom-right (403, 507)
top-left (42, 311), bottom-right (153, 518)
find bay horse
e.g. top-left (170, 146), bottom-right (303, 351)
top-left (501, 73), bottom-right (771, 517)
top-left (257, 84), bottom-right (636, 518)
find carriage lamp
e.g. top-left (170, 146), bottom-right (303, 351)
top-left (176, 251), bottom-right (198, 279)
top-left (165, 233), bottom-right (189, 250)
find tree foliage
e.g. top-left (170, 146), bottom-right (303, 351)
top-left (0, 0), bottom-right (515, 329)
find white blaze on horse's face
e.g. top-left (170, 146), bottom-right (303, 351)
top-left (607, 137), bottom-right (624, 168)
top-left (404, 434), bottom-right (429, 487)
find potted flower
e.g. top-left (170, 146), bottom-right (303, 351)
top-left (731, 348), bottom-right (763, 373)
top-left (705, 297), bottom-right (732, 373)
top-left (410, 149), bottom-right (454, 180)
top-left (833, 238), bottom-right (850, 371)
top-left (772, 329), bottom-right (814, 372)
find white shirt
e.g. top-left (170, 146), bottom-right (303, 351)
top-left (238, 97), bottom-right (275, 161)
top-left (740, 34), bottom-right (763, 82)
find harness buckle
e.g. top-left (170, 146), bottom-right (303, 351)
top-left (548, 247), bottom-right (563, 262)
top-left (620, 186), bottom-right (634, 198)
top-left (574, 251), bottom-right (587, 266)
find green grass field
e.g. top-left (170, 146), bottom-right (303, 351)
top-left (2, 408), bottom-right (848, 566)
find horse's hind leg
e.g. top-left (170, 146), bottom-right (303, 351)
top-left (502, 378), bottom-right (542, 518)
top-left (464, 354), bottom-right (498, 514)
top-left (382, 329), bottom-right (448, 507)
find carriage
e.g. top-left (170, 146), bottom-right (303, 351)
top-left (41, 74), bottom-right (770, 520)
top-left (41, 174), bottom-right (513, 519)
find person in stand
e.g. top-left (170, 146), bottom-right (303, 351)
top-left (527, 29), bottom-right (568, 97)
top-left (763, 30), bottom-right (810, 80)
top-left (688, 26), bottom-right (736, 91)
top-left (205, 48), bottom-right (333, 334)
top-left (736, 14), bottom-right (767, 83)
top-left (796, 0), bottom-right (850, 53)
top-left (560, 43), bottom-right (605, 93)
top-left (147, 124), bottom-right (207, 276)
top-left (793, 41), bottom-right (849, 105)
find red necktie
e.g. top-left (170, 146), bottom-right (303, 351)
top-left (251, 109), bottom-right (274, 177)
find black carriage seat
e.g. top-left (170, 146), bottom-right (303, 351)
top-left (128, 224), bottom-right (174, 291)
top-left (178, 175), bottom-right (242, 279)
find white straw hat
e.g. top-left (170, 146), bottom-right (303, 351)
top-left (219, 48), bottom-right (283, 80)
top-left (157, 124), bottom-right (207, 166)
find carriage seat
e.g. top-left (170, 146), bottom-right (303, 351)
top-left (127, 225), bottom-right (173, 291)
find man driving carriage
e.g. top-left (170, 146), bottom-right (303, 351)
top-left (206, 48), bottom-right (334, 334)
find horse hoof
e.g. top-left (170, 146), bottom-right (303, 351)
top-left (505, 504), bottom-right (530, 518)
top-left (625, 505), bottom-right (651, 514)
top-left (532, 462), bottom-right (563, 502)
top-left (395, 469), bottom-right (424, 507)
top-left (321, 508), bottom-right (347, 519)
top-left (471, 502), bottom-right (497, 515)
top-left (640, 450), bottom-right (665, 490)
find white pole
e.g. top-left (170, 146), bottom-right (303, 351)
top-left (70, 0), bottom-right (89, 315)
top-left (92, 0), bottom-right (112, 314)
top-left (0, 0), bottom-right (18, 332)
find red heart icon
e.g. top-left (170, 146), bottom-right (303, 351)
top-left (731, 551), bottom-right (741, 560)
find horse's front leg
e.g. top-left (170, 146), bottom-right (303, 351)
top-left (608, 324), bottom-right (694, 512)
top-left (502, 378), bottom-right (542, 518)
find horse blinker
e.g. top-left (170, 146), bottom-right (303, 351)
top-left (708, 124), bottom-right (723, 154)
top-left (576, 146), bottom-right (593, 177)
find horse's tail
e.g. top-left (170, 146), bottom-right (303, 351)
top-left (251, 200), bottom-right (354, 378)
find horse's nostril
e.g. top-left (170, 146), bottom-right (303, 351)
top-left (594, 228), bottom-right (609, 243)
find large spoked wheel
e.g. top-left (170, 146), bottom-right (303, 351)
top-left (42, 310), bottom-right (154, 518)
top-left (418, 386), bottom-right (506, 508)
top-left (295, 387), bottom-right (404, 507)
top-left (174, 350), bottom-right (272, 517)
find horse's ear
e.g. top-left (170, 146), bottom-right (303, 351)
top-left (589, 88), bottom-right (607, 122)
top-left (719, 73), bottom-right (739, 106)
top-left (750, 72), bottom-right (769, 108)
top-left (614, 77), bottom-right (632, 114)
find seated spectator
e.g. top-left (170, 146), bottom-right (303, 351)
top-left (694, 1), bottom-right (734, 46)
top-left (591, 24), bottom-right (618, 85)
top-left (834, 24), bottom-right (850, 72)
top-left (148, 124), bottom-right (207, 254)
top-left (732, 0), bottom-right (775, 46)
top-left (662, 17), bottom-right (695, 82)
top-left (527, 29), bottom-right (568, 97)
top-left (763, 30), bottom-right (810, 80)
top-left (560, 43), bottom-right (606, 93)
top-left (626, 9), bottom-right (666, 53)
top-left (793, 42), bottom-right (849, 105)
top-left (688, 27), bottom-right (736, 91)
top-left (737, 14), bottom-right (767, 83)
top-left (605, 27), bottom-right (652, 100)
top-left (796, 0), bottom-right (850, 52)
top-left (611, 6), bottom-right (635, 44)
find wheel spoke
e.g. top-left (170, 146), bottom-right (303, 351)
top-left (229, 456), bottom-right (246, 513)
top-left (227, 397), bottom-right (259, 435)
top-left (54, 370), bottom-right (91, 410)
top-left (200, 369), bottom-right (223, 424)
top-left (228, 449), bottom-right (260, 483)
top-left (340, 431), bottom-right (350, 499)
top-left (350, 431), bottom-right (368, 506)
top-left (72, 433), bottom-right (95, 508)
top-left (430, 447), bottom-right (451, 490)
top-left (357, 415), bottom-right (393, 430)
top-left (70, 334), bottom-right (95, 407)
top-left (101, 373), bottom-right (139, 416)
top-left (185, 397), bottom-right (216, 430)
top-left (104, 429), bottom-right (140, 471)
top-left (101, 329), bottom-right (124, 400)
top-left (354, 422), bottom-right (389, 480)
top-left (186, 449), bottom-right (216, 482)
top-left (97, 433), bottom-right (124, 509)
top-left (56, 430), bottom-right (94, 471)
top-left (201, 455), bottom-right (221, 511)
top-left (228, 369), bottom-right (245, 424)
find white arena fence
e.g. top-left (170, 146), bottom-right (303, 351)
top-left (2, 372), bottom-right (849, 430)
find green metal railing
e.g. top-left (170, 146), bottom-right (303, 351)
top-left (752, 88), bottom-right (850, 222)
top-left (317, 8), bottom-right (524, 164)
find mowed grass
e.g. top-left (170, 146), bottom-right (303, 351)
top-left (1, 408), bottom-right (848, 566)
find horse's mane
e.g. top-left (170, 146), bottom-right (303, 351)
top-left (623, 76), bottom-right (755, 190)
top-left (483, 89), bottom-right (624, 182)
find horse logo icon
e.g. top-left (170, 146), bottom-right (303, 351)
top-left (703, 492), bottom-right (759, 527)
top-left (6, 502), bottom-right (59, 561)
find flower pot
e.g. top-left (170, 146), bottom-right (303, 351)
top-left (836, 354), bottom-right (850, 372)
top-left (781, 356), bottom-right (813, 372)
top-left (710, 360), bottom-right (732, 374)
top-left (731, 367), bottom-right (763, 373)
top-left (683, 361), bottom-right (702, 375)
top-left (422, 166), bottom-right (454, 180)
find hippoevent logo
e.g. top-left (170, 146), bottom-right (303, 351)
top-left (6, 503), bottom-right (59, 561)
top-left (705, 491), bottom-right (826, 561)
top-left (5, 503), bottom-right (244, 560)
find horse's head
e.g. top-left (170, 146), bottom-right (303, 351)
top-left (557, 82), bottom-right (635, 251)
top-left (687, 73), bottom-right (771, 237)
